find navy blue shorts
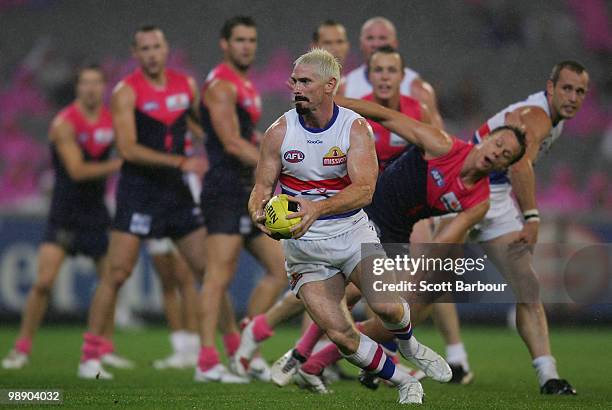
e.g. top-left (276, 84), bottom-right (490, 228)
top-left (43, 222), bottom-right (108, 259)
top-left (201, 194), bottom-right (261, 241)
top-left (113, 177), bottom-right (204, 239)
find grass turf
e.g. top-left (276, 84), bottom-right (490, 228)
top-left (1, 325), bottom-right (611, 409)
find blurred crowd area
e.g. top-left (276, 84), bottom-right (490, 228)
top-left (0, 0), bottom-right (610, 215)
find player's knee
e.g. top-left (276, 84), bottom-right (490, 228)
top-left (33, 278), bottom-right (54, 296)
top-left (369, 302), bottom-right (402, 324)
top-left (107, 266), bottom-right (131, 288)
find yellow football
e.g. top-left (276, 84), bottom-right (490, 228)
top-left (264, 194), bottom-right (301, 240)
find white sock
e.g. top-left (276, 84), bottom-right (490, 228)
top-left (170, 331), bottom-right (186, 354)
top-left (446, 343), bottom-right (469, 371)
top-left (532, 355), bottom-right (559, 386)
top-left (183, 332), bottom-right (200, 356)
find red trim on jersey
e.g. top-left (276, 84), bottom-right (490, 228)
top-left (279, 173), bottom-right (351, 191)
top-left (56, 102), bottom-right (114, 159)
top-left (123, 68), bottom-right (194, 126)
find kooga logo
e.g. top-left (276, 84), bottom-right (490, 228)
top-left (284, 150), bottom-right (305, 163)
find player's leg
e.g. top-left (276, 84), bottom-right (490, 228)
top-left (2, 243), bottom-right (65, 369)
top-left (245, 234), bottom-right (288, 317)
top-left (78, 231), bottom-right (140, 379)
top-left (176, 229), bottom-right (246, 383)
top-left (150, 247), bottom-right (189, 369)
top-left (420, 216), bottom-right (472, 383)
top-left (170, 249), bottom-right (200, 364)
top-left (351, 254), bottom-right (452, 383)
top-left (298, 274), bottom-right (423, 402)
top-left (482, 232), bottom-right (571, 393)
top-left (95, 254), bottom-right (134, 370)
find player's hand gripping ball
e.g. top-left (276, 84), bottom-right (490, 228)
top-left (264, 194), bottom-right (301, 240)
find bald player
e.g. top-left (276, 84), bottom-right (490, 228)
top-left (343, 16), bottom-right (443, 129)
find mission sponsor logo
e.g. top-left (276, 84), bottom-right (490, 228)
top-left (284, 150), bottom-right (305, 163)
top-left (322, 146), bottom-right (346, 166)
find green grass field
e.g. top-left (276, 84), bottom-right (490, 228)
top-left (1, 325), bottom-right (611, 409)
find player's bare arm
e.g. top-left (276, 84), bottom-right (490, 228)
top-left (507, 107), bottom-right (552, 244)
top-left (249, 116), bottom-right (286, 234)
top-left (186, 76), bottom-right (206, 140)
top-left (335, 96), bottom-right (452, 157)
top-left (50, 118), bottom-right (121, 181)
top-left (433, 200), bottom-right (489, 243)
top-left (287, 118), bottom-right (378, 238)
top-left (204, 79), bottom-right (260, 167)
top-left (410, 78), bottom-right (444, 130)
top-left (112, 82), bottom-right (197, 171)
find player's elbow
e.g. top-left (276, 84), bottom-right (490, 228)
top-left (65, 164), bottom-right (88, 182)
top-left (117, 145), bottom-right (135, 162)
top-left (222, 139), bottom-right (243, 158)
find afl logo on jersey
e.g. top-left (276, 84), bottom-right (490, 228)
top-left (166, 93), bottom-right (190, 112)
top-left (322, 146), bottom-right (347, 166)
top-left (430, 168), bottom-right (445, 187)
top-left (142, 101), bottom-right (159, 112)
top-left (284, 150), bottom-right (305, 163)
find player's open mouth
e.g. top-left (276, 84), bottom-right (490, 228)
top-left (483, 156), bottom-right (492, 167)
top-left (294, 96), bottom-right (309, 102)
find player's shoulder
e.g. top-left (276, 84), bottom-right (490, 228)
top-left (49, 103), bottom-right (78, 139)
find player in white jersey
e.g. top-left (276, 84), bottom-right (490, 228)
top-left (249, 48), bottom-right (451, 404)
top-left (441, 61), bottom-right (589, 395)
top-left (342, 17), bottom-right (443, 129)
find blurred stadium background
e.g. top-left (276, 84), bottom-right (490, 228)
top-left (0, 0), bottom-right (610, 325)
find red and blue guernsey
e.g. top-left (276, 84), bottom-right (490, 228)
top-left (362, 93), bottom-right (422, 171)
top-left (121, 68), bottom-right (194, 185)
top-left (366, 138), bottom-right (490, 243)
top-left (200, 63), bottom-right (261, 198)
top-left (49, 103), bottom-right (114, 228)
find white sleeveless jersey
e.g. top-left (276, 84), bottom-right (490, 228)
top-left (280, 105), bottom-right (367, 240)
top-left (343, 64), bottom-right (420, 98)
top-left (474, 91), bottom-right (564, 162)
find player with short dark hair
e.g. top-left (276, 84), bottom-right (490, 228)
top-left (77, 26), bottom-right (208, 380)
top-left (196, 15), bottom-right (286, 383)
top-left (2, 65), bottom-right (124, 370)
top-left (435, 60), bottom-right (589, 395)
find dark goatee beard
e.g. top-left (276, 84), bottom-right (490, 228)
top-left (295, 104), bottom-right (310, 115)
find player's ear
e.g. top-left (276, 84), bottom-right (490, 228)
top-left (546, 79), bottom-right (554, 96)
top-left (220, 38), bottom-right (228, 52)
top-left (326, 77), bottom-right (337, 94)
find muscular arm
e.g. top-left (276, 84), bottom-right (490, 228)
top-left (508, 107), bottom-right (551, 212)
top-left (335, 95), bottom-right (452, 157)
top-left (249, 116), bottom-right (286, 232)
top-left (204, 79), bottom-right (260, 167)
top-left (410, 78), bottom-right (444, 130)
top-left (51, 119), bottom-right (121, 182)
top-left (433, 200), bottom-right (489, 243)
top-left (288, 119), bottom-right (378, 238)
top-left (112, 82), bottom-right (185, 168)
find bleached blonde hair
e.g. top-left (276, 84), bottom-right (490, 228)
top-left (293, 48), bottom-right (342, 94)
